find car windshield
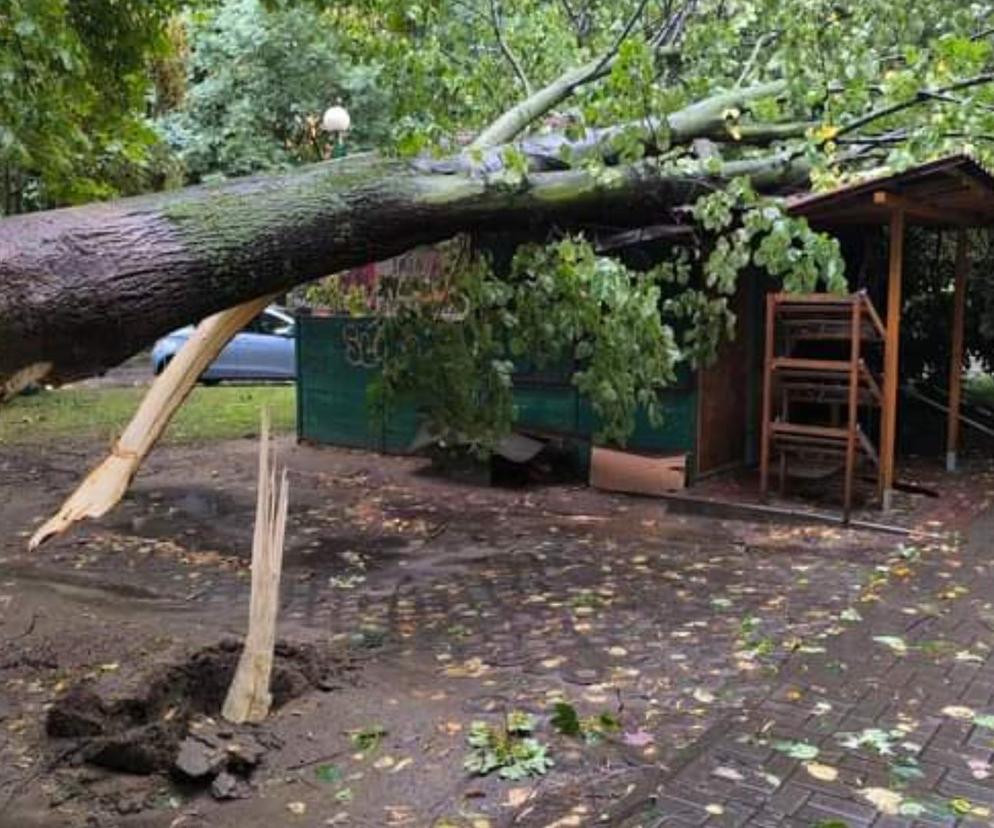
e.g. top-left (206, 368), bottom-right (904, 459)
top-left (246, 311), bottom-right (292, 336)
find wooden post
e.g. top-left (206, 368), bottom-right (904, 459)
top-left (223, 410), bottom-right (289, 724)
top-left (879, 209), bottom-right (905, 510)
top-left (843, 298), bottom-right (862, 522)
top-left (778, 379), bottom-right (788, 496)
top-left (759, 292), bottom-right (776, 499)
top-left (947, 229), bottom-right (969, 472)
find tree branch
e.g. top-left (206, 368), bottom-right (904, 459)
top-left (651, 0), bottom-right (698, 48)
top-left (836, 73), bottom-right (994, 138)
top-left (736, 32), bottom-right (776, 87)
top-left (558, 0), bottom-right (588, 44)
top-left (471, 0), bottom-right (691, 149)
top-left (589, 0), bottom-right (652, 80)
top-left (462, 81), bottom-right (798, 174)
top-left (471, 47), bottom-right (675, 150)
top-left (489, 0), bottom-right (532, 96)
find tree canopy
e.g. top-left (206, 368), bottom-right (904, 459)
top-left (0, 0), bottom-right (193, 209)
top-left (156, 0), bottom-right (390, 180)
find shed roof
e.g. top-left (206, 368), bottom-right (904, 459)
top-left (786, 154), bottom-right (994, 228)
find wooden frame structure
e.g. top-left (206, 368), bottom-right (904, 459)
top-left (781, 154), bottom-right (994, 512)
top-left (760, 292), bottom-right (885, 520)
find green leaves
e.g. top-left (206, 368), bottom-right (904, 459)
top-left (464, 714), bottom-right (553, 780)
top-left (314, 763), bottom-right (343, 783)
top-left (376, 233), bottom-right (684, 450)
top-left (1, 0), bottom-right (187, 210)
top-left (550, 702), bottom-right (621, 744)
top-left (772, 739), bottom-right (820, 760)
top-left (350, 724), bottom-right (387, 753)
top-left (692, 179), bottom-right (847, 302)
top-left (157, 0), bottom-right (390, 181)
top-left (550, 702), bottom-right (582, 737)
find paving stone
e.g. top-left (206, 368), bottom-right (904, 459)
top-left (936, 770), bottom-right (994, 805)
top-left (870, 814), bottom-right (915, 827)
top-left (641, 506), bottom-right (994, 826)
top-left (764, 781), bottom-right (810, 816)
top-left (795, 801), bottom-right (873, 828)
top-left (652, 794), bottom-right (712, 825)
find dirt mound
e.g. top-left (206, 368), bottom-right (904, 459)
top-left (46, 639), bottom-right (353, 774)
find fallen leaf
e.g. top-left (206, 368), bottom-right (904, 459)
top-left (968, 758), bottom-right (991, 780)
top-left (506, 787), bottom-right (531, 807)
top-left (873, 636), bottom-right (908, 654)
top-left (898, 800), bottom-right (926, 816)
top-left (861, 787), bottom-right (902, 815)
top-left (315, 764), bottom-right (342, 783)
top-left (804, 762), bottom-right (838, 782)
top-left (712, 766), bottom-right (745, 782)
top-left (623, 729), bottom-right (654, 747)
top-left (772, 739), bottom-right (819, 760)
top-left (941, 705), bottom-right (975, 720)
top-left (949, 797), bottom-right (972, 815)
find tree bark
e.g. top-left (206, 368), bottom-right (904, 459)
top-left (0, 150), bottom-right (809, 385)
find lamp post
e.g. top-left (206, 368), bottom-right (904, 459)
top-left (321, 103), bottom-right (351, 159)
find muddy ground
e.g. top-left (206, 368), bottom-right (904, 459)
top-left (0, 435), bottom-right (925, 827)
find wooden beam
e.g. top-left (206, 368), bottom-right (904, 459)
top-left (844, 299), bottom-right (861, 522)
top-left (872, 190), bottom-right (981, 227)
top-left (879, 208), bottom-right (905, 510)
top-left (759, 292), bottom-right (776, 500)
top-left (947, 229), bottom-right (969, 472)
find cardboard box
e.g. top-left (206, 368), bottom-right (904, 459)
top-left (589, 447), bottom-right (687, 496)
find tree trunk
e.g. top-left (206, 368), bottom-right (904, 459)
top-left (0, 151), bottom-right (807, 384)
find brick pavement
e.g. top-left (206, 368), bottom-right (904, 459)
top-left (645, 510), bottom-right (994, 827)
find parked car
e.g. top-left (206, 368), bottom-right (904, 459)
top-left (151, 305), bottom-right (296, 382)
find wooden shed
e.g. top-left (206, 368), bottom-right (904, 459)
top-left (766, 154), bottom-right (994, 516)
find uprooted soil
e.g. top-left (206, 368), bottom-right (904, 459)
top-left (0, 435), bottom-right (930, 826)
top-left (46, 639), bottom-right (351, 773)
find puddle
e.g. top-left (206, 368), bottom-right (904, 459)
top-left (2, 563), bottom-right (168, 602)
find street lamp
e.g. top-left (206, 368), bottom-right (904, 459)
top-left (322, 103), bottom-right (351, 159)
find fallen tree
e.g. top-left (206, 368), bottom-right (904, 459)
top-left (4, 0), bottom-right (991, 386)
top-left (0, 83), bottom-right (807, 387)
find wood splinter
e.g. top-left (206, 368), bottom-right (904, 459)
top-left (222, 408), bottom-right (289, 724)
top-left (28, 294), bottom-right (275, 551)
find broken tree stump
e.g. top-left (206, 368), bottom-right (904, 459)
top-left (222, 409), bottom-right (289, 724)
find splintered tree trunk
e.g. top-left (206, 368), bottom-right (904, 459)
top-left (0, 151), bottom-right (807, 384)
top-left (223, 410), bottom-right (289, 725)
top-left (28, 294), bottom-right (274, 550)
